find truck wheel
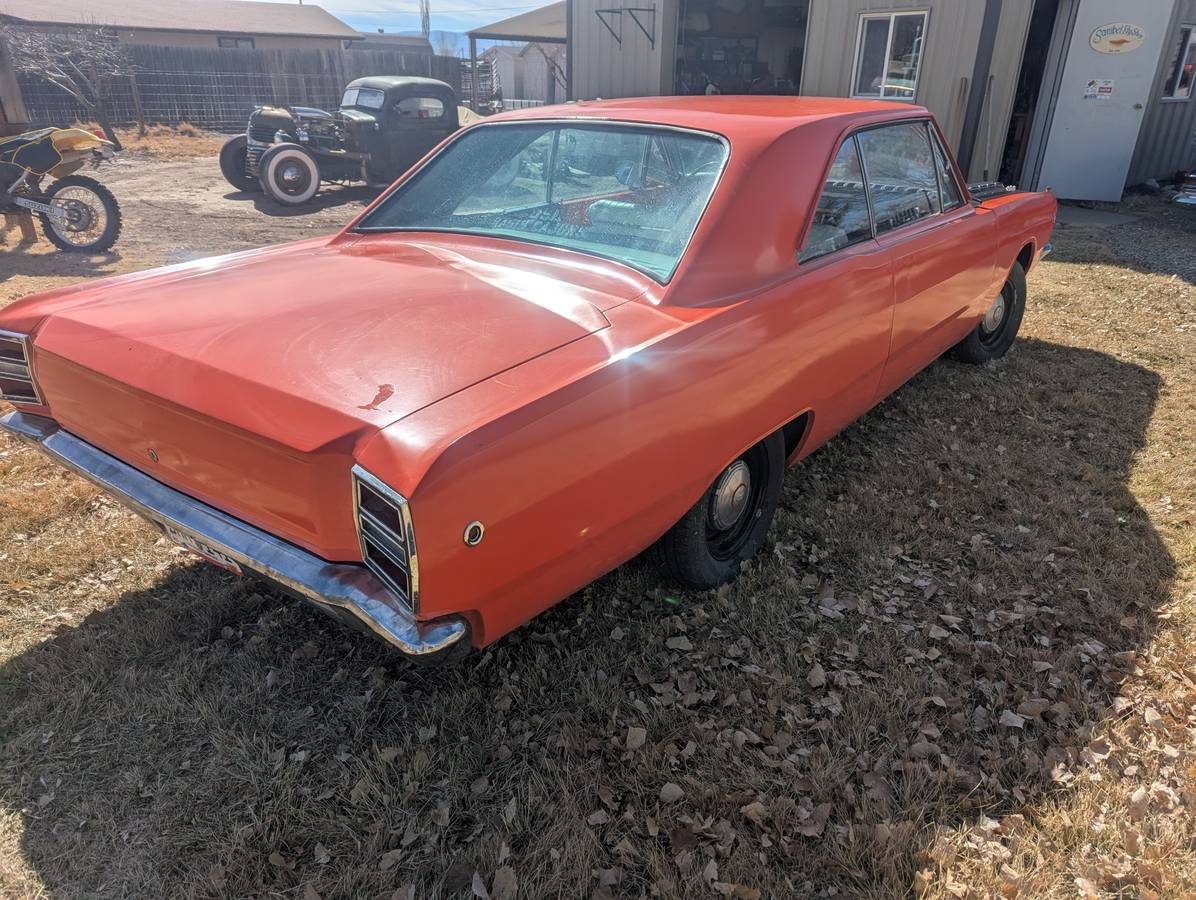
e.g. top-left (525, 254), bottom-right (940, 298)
top-left (218, 135), bottom-right (259, 192)
top-left (950, 261), bottom-right (1026, 364)
top-left (656, 431), bottom-right (785, 589)
top-left (258, 143), bottom-right (320, 206)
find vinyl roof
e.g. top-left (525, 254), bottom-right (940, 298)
top-left (467, 2), bottom-right (565, 43)
top-left (0, 0), bottom-right (360, 39)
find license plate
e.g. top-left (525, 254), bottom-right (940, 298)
top-left (162, 523), bottom-right (244, 575)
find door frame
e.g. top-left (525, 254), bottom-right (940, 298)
top-left (1020, 0), bottom-right (1081, 190)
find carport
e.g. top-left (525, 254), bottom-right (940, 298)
top-left (466, 2), bottom-right (567, 110)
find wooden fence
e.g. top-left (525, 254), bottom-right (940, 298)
top-left (19, 44), bottom-right (462, 133)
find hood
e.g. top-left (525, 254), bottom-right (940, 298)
top-left (27, 234), bottom-right (621, 454)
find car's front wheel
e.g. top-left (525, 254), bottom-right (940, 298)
top-left (258, 143), bottom-right (321, 206)
top-left (950, 261), bottom-right (1027, 364)
top-left (656, 431), bottom-right (786, 589)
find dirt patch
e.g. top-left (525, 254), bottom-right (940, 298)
top-left (1, 154), bottom-right (376, 301)
top-left (1, 167), bottom-right (1195, 898)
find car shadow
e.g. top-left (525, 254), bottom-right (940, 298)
top-left (0, 248), bottom-right (123, 284)
top-left (0, 339), bottom-right (1172, 896)
top-left (222, 184), bottom-right (379, 217)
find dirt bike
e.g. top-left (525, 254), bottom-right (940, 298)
top-left (0, 127), bottom-right (121, 252)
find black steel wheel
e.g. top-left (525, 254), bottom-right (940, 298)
top-left (219, 134), bottom-right (260, 192)
top-left (38, 175), bottom-right (121, 253)
top-left (655, 431), bottom-right (786, 589)
top-left (258, 143), bottom-right (320, 206)
top-left (949, 261), bottom-right (1027, 364)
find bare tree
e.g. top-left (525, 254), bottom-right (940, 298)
top-left (0, 24), bottom-right (133, 149)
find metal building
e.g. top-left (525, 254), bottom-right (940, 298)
top-left (566, 0), bottom-right (1196, 200)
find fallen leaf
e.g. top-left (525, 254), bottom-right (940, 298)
top-left (313, 843), bottom-right (330, 865)
top-left (626, 726), bottom-right (647, 751)
top-left (588, 810), bottom-right (610, 826)
top-left (380, 848), bottom-right (403, 872)
top-left (666, 636), bottom-right (694, 651)
top-left (470, 776), bottom-right (489, 795)
top-left (660, 782), bottom-right (685, 803)
top-left (999, 710), bottom-right (1026, 729)
top-left (796, 802), bottom-right (831, 837)
top-left (491, 867), bottom-right (518, 900)
top-left (302, 884), bottom-right (322, 900)
top-left (740, 801), bottom-right (769, 825)
top-left (472, 871), bottom-right (490, 899)
top-left (807, 663), bottom-right (826, 689)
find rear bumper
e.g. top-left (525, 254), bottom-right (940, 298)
top-left (0, 410), bottom-right (469, 661)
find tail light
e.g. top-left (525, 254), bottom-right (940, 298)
top-left (352, 465), bottom-right (419, 613)
top-left (0, 331), bottom-right (41, 404)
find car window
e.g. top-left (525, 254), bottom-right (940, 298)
top-left (551, 128), bottom-right (646, 201)
top-left (342, 88), bottom-right (385, 110)
top-left (857, 122), bottom-right (942, 234)
top-left (930, 129), bottom-right (964, 210)
top-left (396, 96), bottom-right (445, 119)
top-left (356, 123), bottom-right (727, 282)
top-left (799, 138), bottom-right (873, 262)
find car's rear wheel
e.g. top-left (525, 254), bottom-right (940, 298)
top-left (656, 431), bottom-right (785, 589)
top-left (219, 134), bottom-right (259, 192)
top-left (258, 143), bottom-right (320, 206)
top-left (950, 261), bottom-right (1027, 364)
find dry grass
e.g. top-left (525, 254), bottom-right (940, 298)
top-left (1, 197), bottom-right (1194, 899)
top-left (72, 122), bottom-right (228, 160)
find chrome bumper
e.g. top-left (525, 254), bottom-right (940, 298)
top-left (0, 411), bottom-right (468, 660)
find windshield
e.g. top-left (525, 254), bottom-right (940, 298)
top-left (355, 122), bottom-right (728, 282)
top-left (341, 88), bottom-right (385, 110)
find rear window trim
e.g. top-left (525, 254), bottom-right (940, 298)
top-left (351, 118), bottom-right (732, 285)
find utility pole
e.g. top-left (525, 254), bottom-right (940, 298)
top-left (420, 0), bottom-right (430, 40)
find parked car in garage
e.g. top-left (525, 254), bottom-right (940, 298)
top-left (219, 75), bottom-right (463, 205)
top-left (1, 97), bottom-right (1055, 664)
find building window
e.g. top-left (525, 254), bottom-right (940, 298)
top-left (218, 36), bottom-right (255, 49)
top-left (1163, 26), bottom-right (1195, 100)
top-left (853, 12), bottom-right (927, 100)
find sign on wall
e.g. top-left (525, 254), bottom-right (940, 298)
top-left (1089, 23), bottom-right (1147, 54)
top-left (1083, 78), bottom-right (1116, 100)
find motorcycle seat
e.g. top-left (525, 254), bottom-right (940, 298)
top-left (0, 129), bottom-right (63, 176)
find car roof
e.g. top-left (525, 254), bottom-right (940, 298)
top-left (346, 76), bottom-right (453, 93)
top-left (490, 95), bottom-right (928, 138)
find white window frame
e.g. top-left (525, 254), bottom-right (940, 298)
top-left (851, 11), bottom-right (929, 102)
top-left (1163, 25), bottom-right (1196, 101)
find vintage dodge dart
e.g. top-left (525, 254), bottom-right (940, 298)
top-left (0, 97), bottom-right (1055, 663)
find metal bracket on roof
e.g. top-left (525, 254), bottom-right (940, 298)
top-left (595, 5), bottom-right (656, 48)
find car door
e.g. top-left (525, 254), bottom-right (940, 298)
top-left (787, 135), bottom-right (896, 445)
top-left (387, 93), bottom-right (452, 179)
top-left (856, 120), bottom-right (996, 400)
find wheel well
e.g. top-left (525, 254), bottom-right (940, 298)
top-left (781, 411), bottom-right (812, 460)
top-left (1016, 242), bottom-right (1035, 273)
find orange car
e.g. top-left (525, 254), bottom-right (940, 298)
top-left (0, 97), bottom-right (1055, 663)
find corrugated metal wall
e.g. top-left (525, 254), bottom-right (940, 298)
top-left (800, 0), bottom-right (1034, 180)
top-left (571, 0), bottom-right (677, 99)
top-left (1128, 0), bottom-right (1196, 184)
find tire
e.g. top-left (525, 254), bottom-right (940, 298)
top-left (258, 143), bottom-right (320, 206)
top-left (656, 431), bottom-right (786, 589)
top-left (219, 134), bottom-right (259, 192)
top-left (38, 175), bottom-right (121, 253)
top-left (949, 261), bottom-right (1027, 364)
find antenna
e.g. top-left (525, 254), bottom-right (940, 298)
top-left (420, 0), bottom-right (431, 39)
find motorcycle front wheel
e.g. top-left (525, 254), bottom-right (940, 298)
top-left (39, 175), bottom-right (122, 253)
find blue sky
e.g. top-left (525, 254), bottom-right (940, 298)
top-left (256, 0), bottom-right (546, 37)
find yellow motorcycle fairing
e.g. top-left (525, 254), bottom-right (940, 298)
top-left (0, 127), bottom-right (115, 178)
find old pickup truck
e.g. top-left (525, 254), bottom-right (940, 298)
top-left (0, 97), bottom-right (1055, 664)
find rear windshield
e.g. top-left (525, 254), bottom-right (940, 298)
top-left (341, 88), bottom-right (385, 110)
top-left (355, 122), bottom-right (728, 282)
